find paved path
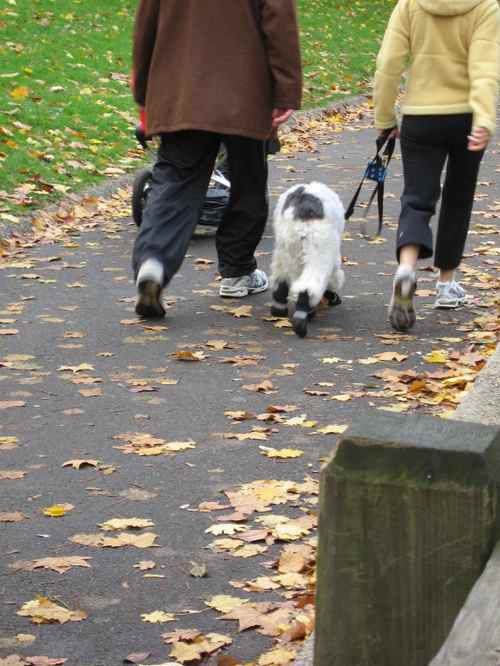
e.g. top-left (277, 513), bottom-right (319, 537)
top-left (0, 110), bottom-right (498, 666)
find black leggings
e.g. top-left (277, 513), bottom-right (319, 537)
top-left (397, 114), bottom-right (484, 270)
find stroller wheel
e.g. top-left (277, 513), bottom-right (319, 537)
top-left (132, 168), bottom-right (152, 227)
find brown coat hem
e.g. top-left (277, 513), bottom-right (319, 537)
top-left (146, 122), bottom-right (275, 142)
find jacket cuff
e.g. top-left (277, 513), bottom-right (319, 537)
top-left (375, 118), bottom-right (398, 130)
top-left (474, 117), bottom-right (496, 136)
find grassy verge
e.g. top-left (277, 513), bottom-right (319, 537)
top-left (0, 0), bottom-right (395, 221)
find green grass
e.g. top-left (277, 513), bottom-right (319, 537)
top-left (0, 0), bottom-right (395, 219)
top-left (299, 0), bottom-right (396, 106)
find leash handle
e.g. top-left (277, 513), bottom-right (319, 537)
top-left (345, 134), bottom-right (396, 239)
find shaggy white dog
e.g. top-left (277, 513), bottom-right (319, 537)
top-left (270, 182), bottom-right (345, 337)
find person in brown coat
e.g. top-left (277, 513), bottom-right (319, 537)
top-left (131, 0), bottom-right (303, 318)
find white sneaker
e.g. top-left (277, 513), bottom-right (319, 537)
top-left (434, 280), bottom-right (468, 309)
top-left (388, 264), bottom-right (417, 332)
top-left (135, 258), bottom-right (165, 319)
top-left (219, 269), bottom-right (269, 298)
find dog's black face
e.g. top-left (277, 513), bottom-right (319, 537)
top-left (283, 186), bottom-right (325, 221)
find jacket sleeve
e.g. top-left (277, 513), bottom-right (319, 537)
top-left (373, 0), bottom-right (410, 130)
top-left (260, 0), bottom-right (303, 109)
top-left (132, 0), bottom-right (160, 107)
top-left (468, 1), bottom-right (500, 136)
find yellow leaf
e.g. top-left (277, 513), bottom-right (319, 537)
top-left (424, 350), bottom-right (449, 364)
top-left (42, 503), bottom-right (74, 518)
top-left (70, 532), bottom-right (158, 549)
top-left (224, 431), bottom-right (269, 442)
top-left (205, 595), bottom-right (248, 614)
top-left (17, 596), bottom-right (87, 624)
top-left (329, 394), bottom-right (352, 402)
top-left (284, 415), bottom-right (317, 428)
top-left (229, 305), bottom-right (253, 318)
top-left (260, 447), bottom-right (304, 459)
top-left (99, 518), bottom-right (154, 532)
top-left (141, 610), bottom-right (176, 623)
top-left (205, 523), bottom-right (246, 536)
top-left (170, 642), bottom-right (203, 663)
top-left (315, 424), bottom-right (348, 435)
top-left (321, 357), bottom-right (342, 364)
top-left (10, 86), bottom-right (30, 101)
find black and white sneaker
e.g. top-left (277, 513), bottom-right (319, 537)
top-left (388, 265), bottom-right (417, 332)
top-left (135, 259), bottom-right (166, 319)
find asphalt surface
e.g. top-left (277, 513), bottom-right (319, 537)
top-left (0, 112), bottom-right (499, 665)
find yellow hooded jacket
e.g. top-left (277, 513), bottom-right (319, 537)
top-left (374, 0), bottom-right (500, 134)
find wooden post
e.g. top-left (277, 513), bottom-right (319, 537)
top-left (314, 413), bottom-right (500, 666)
top-left (430, 540), bottom-right (500, 665)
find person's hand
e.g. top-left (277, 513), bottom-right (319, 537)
top-left (468, 127), bottom-right (490, 152)
top-left (272, 108), bottom-right (294, 129)
top-left (379, 127), bottom-right (400, 141)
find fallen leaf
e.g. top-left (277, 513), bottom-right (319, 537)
top-left (99, 518), bottom-right (154, 532)
top-left (190, 562), bottom-right (208, 578)
top-left (141, 611), bottom-right (176, 624)
top-left (70, 532), bottom-right (159, 549)
top-left (10, 556), bottom-right (91, 575)
top-left (224, 431), bottom-right (269, 442)
top-left (78, 388), bottom-right (103, 398)
top-left (134, 561), bottom-right (156, 572)
top-left (0, 470), bottom-right (27, 480)
top-left (243, 380), bottom-right (276, 394)
top-left (329, 394), bottom-right (352, 402)
top-left (424, 350), bottom-right (449, 364)
top-left (0, 436), bottom-right (18, 450)
top-left (260, 447), bottom-right (304, 459)
top-left (0, 512), bottom-right (28, 523)
top-left (42, 504), bottom-right (74, 518)
top-left (0, 401), bottom-right (26, 410)
top-left (173, 351), bottom-right (207, 362)
top-left (205, 596), bottom-right (248, 614)
top-left (58, 363), bottom-right (95, 373)
top-left (315, 424), bottom-right (348, 435)
top-left (62, 459), bottom-right (100, 470)
top-left (25, 659), bottom-right (67, 666)
top-left (17, 596), bottom-right (87, 624)
top-left (229, 305), bottom-right (253, 318)
top-left (206, 524), bottom-right (246, 536)
top-left (224, 411), bottom-right (256, 422)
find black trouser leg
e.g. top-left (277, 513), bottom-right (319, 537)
top-left (397, 117), bottom-right (447, 261)
top-left (216, 135), bottom-right (268, 278)
top-left (435, 140), bottom-right (484, 271)
top-left (132, 131), bottom-right (220, 284)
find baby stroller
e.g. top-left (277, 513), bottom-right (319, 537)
top-left (132, 112), bottom-right (230, 231)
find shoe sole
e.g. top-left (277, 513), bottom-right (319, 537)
top-left (389, 277), bottom-right (416, 332)
top-left (219, 281), bottom-right (269, 299)
top-left (434, 298), bottom-right (466, 310)
top-left (135, 280), bottom-right (165, 319)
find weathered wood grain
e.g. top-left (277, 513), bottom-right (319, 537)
top-left (314, 413), bottom-right (500, 666)
top-left (430, 540), bottom-right (500, 666)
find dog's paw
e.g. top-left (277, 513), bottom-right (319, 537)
top-left (324, 290), bottom-right (342, 307)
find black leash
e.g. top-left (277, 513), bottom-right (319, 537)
top-left (345, 133), bottom-right (396, 240)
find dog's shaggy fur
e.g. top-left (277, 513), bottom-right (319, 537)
top-left (270, 182), bottom-right (345, 337)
